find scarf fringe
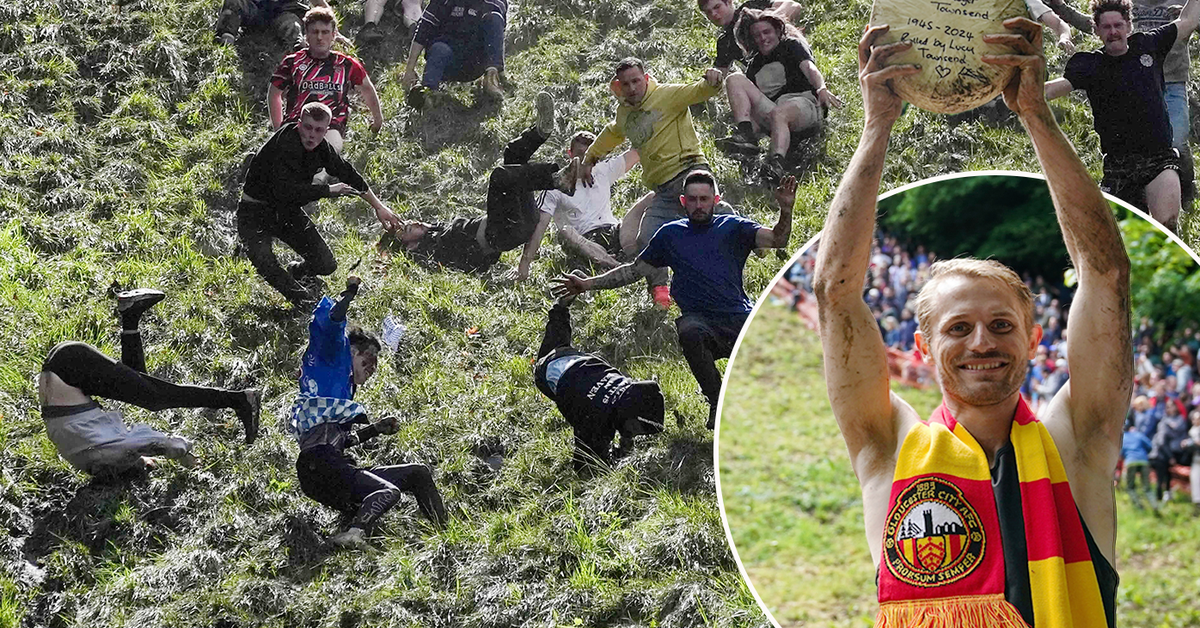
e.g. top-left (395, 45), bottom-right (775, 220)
top-left (876, 594), bottom-right (1030, 628)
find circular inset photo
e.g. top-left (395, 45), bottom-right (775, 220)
top-left (717, 172), bottom-right (1200, 628)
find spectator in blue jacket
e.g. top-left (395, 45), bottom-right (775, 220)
top-left (1122, 422), bottom-right (1156, 510)
top-left (401, 0), bottom-right (507, 107)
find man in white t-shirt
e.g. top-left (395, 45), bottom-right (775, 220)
top-left (516, 131), bottom-right (645, 279)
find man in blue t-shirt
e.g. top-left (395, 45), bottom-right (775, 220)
top-left (552, 170), bottom-right (795, 429)
top-left (289, 276), bottom-right (447, 548)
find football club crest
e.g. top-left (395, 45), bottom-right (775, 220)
top-left (883, 477), bottom-right (986, 587)
top-left (1141, 54), bottom-right (1154, 67)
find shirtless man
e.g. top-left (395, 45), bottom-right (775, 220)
top-left (813, 21), bottom-right (1129, 626)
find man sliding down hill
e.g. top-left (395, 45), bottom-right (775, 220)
top-left (37, 289), bottom-right (261, 476)
top-left (238, 101), bottom-right (401, 307)
top-left (380, 92), bottom-right (580, 273)
top-left (533, 289), bottom-right (666, 473)
top-left (290, 276), bottom-right (447, 548)
top-left (552, 171), bottom-right (796, 431)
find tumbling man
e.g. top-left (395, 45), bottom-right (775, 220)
top-left (402, 0), bottom-right (507, 107)
top-left (383, 93), bottom-right (579, 272)
top-left (1045, 0), bottom-right (1199, 231)
top-left (553, 171), bottom-right (795, 430)
top-left (269, 6), bottom-right (383, 150)
top-left (533, 290), bottom-right (666, 472)
top-left (38, 289), bottom-right (261, 475)
top-left (516, 130), bottom-right (646, 279)
top-left (815, 21), bottom-right (1126, 625)
top-left (582, 57), bottom-right (726, 308)
top-left (215, 0), bottom-right (327, 49)
top-left (291, 277), bottom-right (448, 548)
top-left (238, 102), bottom-right (401, 306)
top-left (727, 9), bottom-right (841, 182)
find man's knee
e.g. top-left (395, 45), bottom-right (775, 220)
top-left (676, 316), bottom-right (713, 346)
top-left (427, 41), bottom-right (453, 61)
top-left (308, 254), bottom-right (337, 277)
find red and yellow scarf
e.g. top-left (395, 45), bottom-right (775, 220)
top-left (875, 397), bottom-right (1104, 628)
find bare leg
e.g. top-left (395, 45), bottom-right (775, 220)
top-left (363, 0), bottom-right (386, 24)
top-left (400, 0), bottom-right (423, 27)
top-left (620, 192), bottom-right (654, 259)
top-left (725, 73), bottom-right (756, 124)
top-left (768, 98), bottom-right (822, 157)
top-left (1145, 169), bottom-right (1181, 232)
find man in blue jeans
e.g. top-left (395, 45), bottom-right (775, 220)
top-left (401, 0), bottom-right (507, 107)
top-left (552, 171), bottom-right (795, 429)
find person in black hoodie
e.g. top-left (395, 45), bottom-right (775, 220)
top-left (237, 101), bottom-right (401, 306)
top-left (533, 288), bottom-right (666, 473)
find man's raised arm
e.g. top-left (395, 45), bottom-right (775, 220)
top-left (984, 17), bottom-right (1132, 453)
top-left (813, 26), bottom-right (919, 471)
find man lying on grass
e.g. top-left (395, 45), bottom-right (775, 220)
top-left (533, 288), bottom-right (666, 473)
top-left (552, 171), bottom-right (795, 430)
top-left (379, 92), bottom-right (579, 273)
top-left (813, 20), bottom-right (1129, 626)
top-left (289, 276), bottom-right (447, 548)
top-left (238, 101), bottom-right (401, 307)
top-left (37, 289), bottom-right (260, 476)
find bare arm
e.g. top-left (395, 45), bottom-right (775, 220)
top-left (360, 189), bottom-right (402, 231)
top-left (1176, 0), bottom-right (1200, 41)
top-left (814, 26), bottom-right (921, 473)
top-left (550, 260), bottom-right (656, 296)
top-left (756, 176), bottom-right (795, 248)
top-left (770, 0), bottom-right (803, 21)
top-left (1044, 77), bottom-right (1074, 100)
top-left (358, 75), bottom-right (384, 133)
top-left (1040, 11), bottom-right (1075, 54)
top-left (517, 212), bottom-right (553, 280)
top-left (620, 149), bottom-right (640, 174)
top-left (403, 41), bottom-right (425, 88)
top-left (268, 84), bottom-right (285, 129)
top-left (800, 59), bottom-right (843, 109)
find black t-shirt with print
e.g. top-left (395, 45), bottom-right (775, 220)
top-left (745, 37), bottom-right (815, 100)
top-left (713, 0), bottom-right (772, 69)
top-left (1064, 24), bottom-right (1177, 156)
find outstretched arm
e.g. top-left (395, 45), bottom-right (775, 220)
top-left (1044, 77), bottom-right (1074, 101)
top-left (550, 260), bottom-right (657, 296)
top-left (756, 175), bottom-right (795, 248)
top-left (351, 416), bottom-right (400, 447)
top-left (813, 26), bottom-right (921, 474)
top-left (1176, 0), bottom-right (1200, 41)
top-left (517, 212), bottom-right (553, 281)
top-left (984, 17), bottom-right (1132, 465)
top-left (329, 276), bottom-right (361, 322)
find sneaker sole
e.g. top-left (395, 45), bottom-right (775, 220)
top-left (715, 138), bottom-right (761, 156)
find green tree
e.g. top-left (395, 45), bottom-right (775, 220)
top-left (1122, 217), bottom-right (1200, 343)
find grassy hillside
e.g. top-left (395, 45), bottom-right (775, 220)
top-left (720, 300), bottom-right (1200, 628)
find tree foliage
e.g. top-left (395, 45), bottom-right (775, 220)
top-left (1122, 217), bottom-right (1200, 339)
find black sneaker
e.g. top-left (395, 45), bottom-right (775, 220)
top-left (237, 389), bottom-right (261, 444)
top-left (716, 128), bottom-right (760, 155)
top-left (535, 90), bottom-right (555, 137)
top-left (356, 21), bottom-right (384, 45)
top-left (407, 86), bottom-right (428, 110)
top-left (116, 288), bottom-right (166, 318)
top-left (760, 153), bottom-right (786, 185)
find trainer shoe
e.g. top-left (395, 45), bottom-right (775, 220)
top-left (651, 285), bottom-right (671, 310)
top-left (715, 128), bottom-right (760, 155)
top-left (407, 85), bottom-right (429, 110)
top-left (237, 389), bottom-right (261, 444)
top-left (535, 90), bottom-right (556, 137)
top-left (555, 157), bottom-right (580, 196)
top-left (760, 153), bottom-right (785, 185)
top-left (356, 21), bottom-right (385, 45)
top-left (482, 67), bottom-right (504, 100)
top-left (330, 526), bottom-right (368, 548)
top-left (216, 32), bottom-right (237, 46)
top-left (116, 288), bottom-right (166, 318)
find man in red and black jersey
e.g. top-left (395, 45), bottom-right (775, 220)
top-left (269, 6), bottom-right (383, 151)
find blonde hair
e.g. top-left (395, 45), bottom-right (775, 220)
top-left (914, 258), bottom-right (1035, 341)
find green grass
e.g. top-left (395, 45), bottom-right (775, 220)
top-left (719, 300), bottom-right (1200, 627)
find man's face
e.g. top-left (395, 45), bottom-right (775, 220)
top-left (298, 114), bottom-right (330, 151)
top-left (306, 20), bottom-right (336, 58)
top-left (750, 20), bottom-right (781, 55)
top-left (1096, 11), bottom-right (1132, 55)
top-left (681, 181), bottom-right (718, 225)
top-left (350, 345), bottom-right (378, 386)
top-left (915, 275), bottom-right (1040, 409)
top-left (614, 67), bottom-right (649, 107)
top-left (701, 0), bottom-right (735, 27)
top-left (397, 221), bottom-right (430, 247)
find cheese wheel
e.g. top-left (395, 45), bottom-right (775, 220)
top-left (869, 0), bottom-right (1030, 114)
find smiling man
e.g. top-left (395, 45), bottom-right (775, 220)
top-left (816, 21), bottom-right (1131, 627)
top-left (552, 171), bottom-right (795, 430)
top-left (1045, 0), bottom-right (1199, 231)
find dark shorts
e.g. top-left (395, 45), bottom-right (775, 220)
top-left (583, 224), bottom-right (622, 257)
top-left (1101, 148), bottom-right (1180, 207)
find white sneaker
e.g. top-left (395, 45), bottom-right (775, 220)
top-left (330, 527), bottom-right (367, 548)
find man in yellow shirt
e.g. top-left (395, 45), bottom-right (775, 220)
top-left (581, 57), bottom-right (725, 307)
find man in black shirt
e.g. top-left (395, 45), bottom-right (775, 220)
top-left (382, 94), bottom-right (579, 273)
top-left (1045, 0), bottom-right (1199, 231)
top-left (237, 102), bottom-right (401, 306)
top-left (533, 290), bottom-right (665, 473)
top-left (733, 9), bottom-right (841, 182)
